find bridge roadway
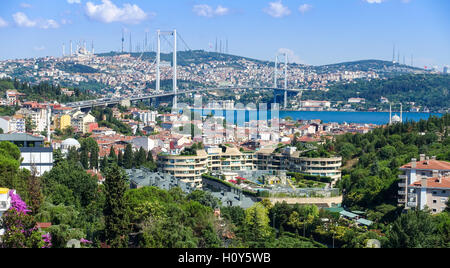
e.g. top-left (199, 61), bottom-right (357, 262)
top-left (65, 86), bottom-right (304, 109)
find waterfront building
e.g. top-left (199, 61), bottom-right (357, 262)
top-left (397, 154), bottom-right (450, 213)
top-left (0, 133), bottom-right (53, 176)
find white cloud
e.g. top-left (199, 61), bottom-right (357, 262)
top-left (40, 19), bottom-right (59, 29)
top-left (13, 12), bottom-right (37, 27)
top-left (20, 3), bottom-right (32, 8)
top-left (365, 0), bottom-right (386, 3)
top-left (264, 1), bottom-right (291, 18)
top-left (278, 48), bottom-right (304, 64)
top-left (85, 0), bottom-right (148, 24)
top-left (67, 0), bottom-right (81, 3)
top-left (0, 17), bottom-right (8, 28)
top-left (12, 12), bottom-right (59, 29)
top-left (193, 4), bottom-right (229, 18)
top-left (61, 18), bottom-right (72, 25)
top-left (298, 4), bottom-right (312, 14)
top-left (33, 46), bottom-right (46, 51)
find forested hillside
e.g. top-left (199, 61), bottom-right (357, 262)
top-left (302, 74), bottom-right (450, 111)
top-left (0, 78), bottom-right (97, 103)
top-left (332, 114), bottom-right (450, 222)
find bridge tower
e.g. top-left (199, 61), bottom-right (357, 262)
top-left (156, 29), bottom-right (178, 108)
top-left (284, 53), bottom-right (288, 109)
top-left (273, 52), bottom-right (289, 108)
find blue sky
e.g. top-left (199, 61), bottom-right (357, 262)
top-left (0, 0), bottom-right (448, 69)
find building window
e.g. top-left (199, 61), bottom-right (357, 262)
top-left (433, 200), bottom-right (437, 204)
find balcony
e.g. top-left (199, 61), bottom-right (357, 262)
top-left (398, 175), bottom-right (407, 179)
top-left (398, 199), bottom-right (406, 203)
top-left (407, 202), bottom-right (417, 207)
top-left (398, 191), bottom-right (406, 195)
top-left (398, 183), bottom-right (406, 188)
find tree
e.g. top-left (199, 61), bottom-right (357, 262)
top-left (134, 147), bottom-right (147, 168)
top-left (90, 146), bottom-right (99, 170)
top-left (67, 147), bottom-right (79, 164)
top-left (187, 190), bottom-right (220, 209)
top-left (25, 116), bottom-right (36, 133)
top-left (386, 210), bottom-right (444, 248)
top-left (80, 148), bottom-right (89, 170)
top-left (244, 203), bottom-right (273, 245)
top-left (42, 160), bottom-right (98, 208)
top-left (146, 151), bottom-right (153, 163)
top-left (123, 144), bottom-right (133, 169)
top-left (103, 164), bottom-right (129, 248)
top-left (117, 150), bottom-right (123, 167)
top-left (100, 156), bottom-right (108, 172)
top-left (109, 145), bottom-right (117, 163)
top-left (27, 166), bottom-right (43, 215)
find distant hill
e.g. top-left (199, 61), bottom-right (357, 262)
top-left (97, 50), bottom-right (425, 75)
top-left (302, 74), bottom-right (450, 112)
top-left (314, 59), bottom-right (426, 74)
top-left (56, 63), bottom-right (100, 74)
top-left (98, 50), bottom-right (270, 67)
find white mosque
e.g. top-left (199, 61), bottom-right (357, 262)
top-left (389, 103), bottom-right (403, 125)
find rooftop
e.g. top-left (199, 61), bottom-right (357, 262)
top-left (0, 133), bottom-right (44, 142)
top-left (401, 159), bottom-right (450, 171)
top-left (409, 176), bottom-right (450, 189)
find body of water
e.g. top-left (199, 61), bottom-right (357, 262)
top-left (194, 109), bottom-right (442, 126)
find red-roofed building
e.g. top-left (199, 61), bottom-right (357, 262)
top-left (398, 154), bottom-right (450, 211)
top-left (407, 176), bottom-right (450, 214)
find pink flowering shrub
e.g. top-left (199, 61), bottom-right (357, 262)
top-left (1, 190), bottom-right (52, 248)
top-left (9, 190), bottom-right (31, 214)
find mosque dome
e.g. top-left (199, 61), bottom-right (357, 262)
top-left (61, 138), bottom-right (81, 149)
top-left (391, 114), bottom-right (401, 123)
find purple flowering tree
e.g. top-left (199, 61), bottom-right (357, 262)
top-left (1, 190), bottom-right (51, 248)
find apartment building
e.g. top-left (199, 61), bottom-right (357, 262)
top-left (205, 146), bottom-right (256, 173)
top-left (17, 102), bottom-right (49, 133)
top-left (157, 150), bottom-right (208, 189)
top-left (0, 133), bottom-right (53, 176)
top-left (407, 176), bottom-right (449, 214)
top-left (53, 114), bottom-right (71, 131)
top-left (255, 147), bottom-right (342, 183)
top-left (71, 111), bottom-right (96, 134)
top-left (158, 146), bottom-right (342, 187)
top-left (398, 154), bottom-right (450, 213)
top-left (0, 115), bottom-right (26, 133)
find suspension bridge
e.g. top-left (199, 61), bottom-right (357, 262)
top-left (65, 29), bottom-right (303, 110)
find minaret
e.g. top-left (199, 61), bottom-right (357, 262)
top-left (121, 29), bottom-right (125, 53)
top-left (70, 40), bottom-right (73, 56)
top-left (389, 103), bottom-right (392, 125)
top-left (47, 105), bottom-right (51, 144)
top-left (274, 55), bottom-right (278, 89)
top-left (400, 103), bottom-right (403, 123)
